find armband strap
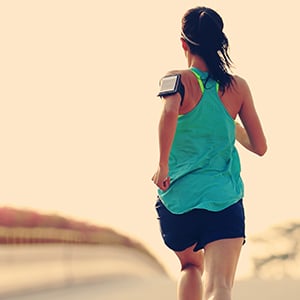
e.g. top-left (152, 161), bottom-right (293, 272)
top-left (157, 74), bottom-right (185, 106)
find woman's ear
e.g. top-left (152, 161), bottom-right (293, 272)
top-left (181, 38), bottom-right (189, 51)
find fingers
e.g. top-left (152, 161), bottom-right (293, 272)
top-left (158, 178), bottom-right (170, 191)
top-left (163, 176), bottom-right (170, 190)
top-left (152, 174), bottom-right (170, 191)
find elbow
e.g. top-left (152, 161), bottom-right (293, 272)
top-left (255, 143), bottom-right (268, 156)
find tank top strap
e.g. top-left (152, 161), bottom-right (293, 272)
top-left (190, 67), bottom-right (205, 92)
top-left (190, 67), bottom-right (219, 93)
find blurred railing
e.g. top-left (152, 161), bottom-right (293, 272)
top-left (0, 208), bottom-right (167, 298)
top-left (0, 225), bottom-right (130, 244)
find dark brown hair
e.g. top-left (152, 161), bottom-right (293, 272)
top-left (181, 7), bottom-right (234, 91)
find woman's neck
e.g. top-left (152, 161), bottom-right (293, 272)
top-left (187, 55), bottom-right (208, 72)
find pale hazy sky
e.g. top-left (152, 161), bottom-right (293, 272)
top-left (1, 0), bottom-right (299, 278)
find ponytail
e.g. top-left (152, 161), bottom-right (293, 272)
top-left (181, 7), bottom-right (234, 92)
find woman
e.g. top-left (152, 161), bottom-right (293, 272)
top-left (152, 6), bottom-right (267, 300)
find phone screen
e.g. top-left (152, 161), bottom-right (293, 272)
top-left (159, 75), bottom-right (178, 93)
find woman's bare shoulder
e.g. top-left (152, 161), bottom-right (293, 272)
top-left (232, 75), bottom-right (250, 91)
top-left (163, 69), bottom-right (190, 76)
top-left (227, 75), bottom-right (253, 102)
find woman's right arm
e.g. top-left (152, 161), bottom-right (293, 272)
top-left (235, 77), bottom-right (267, 156)
top-left (152, 93), bottom-right (181, 190)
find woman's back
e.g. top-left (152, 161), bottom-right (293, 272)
top-left (177, 69), bottom-right (243, 119)
top-left (170, 65), bottom-right (266, 156)
top-left (158, 67), bottom-right (244, 214)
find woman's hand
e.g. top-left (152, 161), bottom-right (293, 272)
top-left (152, 165), bottom-right (170, 191)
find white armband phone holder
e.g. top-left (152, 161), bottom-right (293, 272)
top-left (157, 74), bottom-right (185, 105)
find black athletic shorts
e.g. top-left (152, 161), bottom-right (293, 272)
top-left (155, 197), bottom-right (245, 252)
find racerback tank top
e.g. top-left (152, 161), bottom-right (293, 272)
top-left (158, 67), bottom-right (244, 214)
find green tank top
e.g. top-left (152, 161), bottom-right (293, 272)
top-left (158, 67), bottom-right (244, 214)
